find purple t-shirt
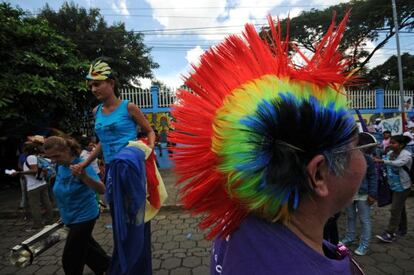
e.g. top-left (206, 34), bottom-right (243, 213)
top-left (211, 216), bottom-right (356, 275)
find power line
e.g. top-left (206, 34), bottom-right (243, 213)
top-left (140, 27), bottom-right (414, 33)
top-left (30, 12), bottom-right (269, 19)
top-left (25, 12), bottom-right (414, 35)
top-left (30, 4), bottom-right (346, 13)
top-left (141, 32), bottom-right (414, 36)
top-left (43, 26), bottom-right (414, 35)
top-left (138, 25), bottom-right (263, 33)
top-left (27, 3), bottom-right (407, 18)
top-left (60, 35), bottom-right (414, 51)
top-left (37, 21), bottom-right (413, 34)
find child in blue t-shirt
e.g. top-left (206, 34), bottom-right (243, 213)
top-left (373, 135), bottom-right (412, 243)
top-left (44, 136), bottom-right (110, 274)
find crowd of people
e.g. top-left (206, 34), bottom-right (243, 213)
top-left (335, 126), bottom-right (413, 257)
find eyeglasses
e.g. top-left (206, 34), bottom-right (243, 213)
top-left (265, 139), bottom-right (377, 155)
top-left (332, 142), bottom-right (378, 154)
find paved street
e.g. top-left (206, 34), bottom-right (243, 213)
top-left (0, 169), bottom-right (413, 274)
top-left (0, 210), bottom-right (211, 275)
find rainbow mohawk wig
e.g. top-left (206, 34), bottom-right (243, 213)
top-left (170, 13), bottom-right (357, 239)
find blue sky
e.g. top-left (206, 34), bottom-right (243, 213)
top-left (6, 0), bottom-right (414, 88)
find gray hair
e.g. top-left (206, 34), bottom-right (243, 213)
top-left (323, 144), bottom-right (352, 176)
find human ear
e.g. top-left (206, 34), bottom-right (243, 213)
top-left (109, 79), bottom-right (115, 89)
top-left (306, 155), bottom-right (329, 198)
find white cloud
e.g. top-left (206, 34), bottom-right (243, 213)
top-left (136, 78), bottom-right (152, 89)
top-left (290, 36), bottom-right (389, 70)
top-left (160, 73), bottom-right (187, 88)
top-left (277, 8), bottom-right (303, 20)
top-left (148, 47), bottom-right (205, 89)
top-left (143, 0), bottom-right (351, 41)
top-left (144, 0), bottom-right (303, 41)
top-left (111, 0), bottom-right (129, 16)
top-left (138, 70), bottom-right (186, 89)
top-left (153, 70), bottom-right (186, 89)
top-left (144, 0), bottom-right (352, 87)
top-left (185, 46), bottom-right (205, 66)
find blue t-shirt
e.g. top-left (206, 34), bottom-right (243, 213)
top-left (53, 157), bottom-right (100, 225)
top-left (211, 215), bottom-right (355, 275)
top-left (95, 100), bottom-right (137, 164)
top-left (383, 154), bottom-right (405, 192)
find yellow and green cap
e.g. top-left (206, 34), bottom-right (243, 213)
top-left (86, 60), bottom-right (113, 80)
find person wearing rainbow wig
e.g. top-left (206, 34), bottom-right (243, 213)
top-left (170, 12), bottom-right (366, 275)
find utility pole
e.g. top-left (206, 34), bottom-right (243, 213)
top-left (391, 0), bottom-right (405, 127)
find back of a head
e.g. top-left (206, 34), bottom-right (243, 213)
top-left (44, 136), bottom-right (81, 156)
top-left (170, 13), bottom-right (358, 239)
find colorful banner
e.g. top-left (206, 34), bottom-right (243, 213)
top-left (380, 116), bottom-right (402, 135)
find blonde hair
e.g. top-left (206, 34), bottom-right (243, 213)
top-left (44, 136), bottom-right (81, 156)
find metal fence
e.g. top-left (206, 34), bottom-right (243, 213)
top-left (383, 90), bottom-right (414, 109)
top-left (120, 87), bottom-right (153, 108)
top-left (348, 90), bottom-right (414, 110)
top-left (158, 88), bottom-right (177, 108)
top-left (120, 87), bottom-right (177, 109)
top-left (347, 90), bottom-right (376, 109)
top-left (121, 87), bottom-right (414, 111)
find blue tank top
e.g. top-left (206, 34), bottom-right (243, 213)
top-left (95, 100), bottom-right (137, 163)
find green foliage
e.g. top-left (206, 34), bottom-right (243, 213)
top-left (262, 0), bottom-right (414, 70)
top-left (151, 79), bottom-right (168, 90)
top-left (38, 1), bottom-right (159, 86)
top-left (364, 53), bottom-right (414, 90)
top-left (1, 2), bottom-right (159, 140)
top-left (0, 3), bottom-right (90, 137)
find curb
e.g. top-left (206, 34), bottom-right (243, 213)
top-left (160, 204), bottom-right (184, 212)
top-left (0, 205), bottom-right (184, 219)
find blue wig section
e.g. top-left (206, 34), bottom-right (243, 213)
top-left (239, 99), bottom-right (278, 134)
top-left (307, 96), bottom-right (355, 148)
top-left (235, 92), bottom-right (355, 205)
top-left (234, 151), bottom-right (271, 172)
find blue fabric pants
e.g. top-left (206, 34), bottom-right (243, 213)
top-left (344, 200), bottom-right (372, 248)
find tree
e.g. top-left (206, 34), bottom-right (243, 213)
top-left (151, 79), bottom-right (169, 90)
top-left (365, 53), bottom-right (414, 90)
top-left (0, 3), bottom-right (90, 138)
top-left (38, 1), bottom-right (159, 87)
top-left (261, 0), bottom-right (414, 70)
